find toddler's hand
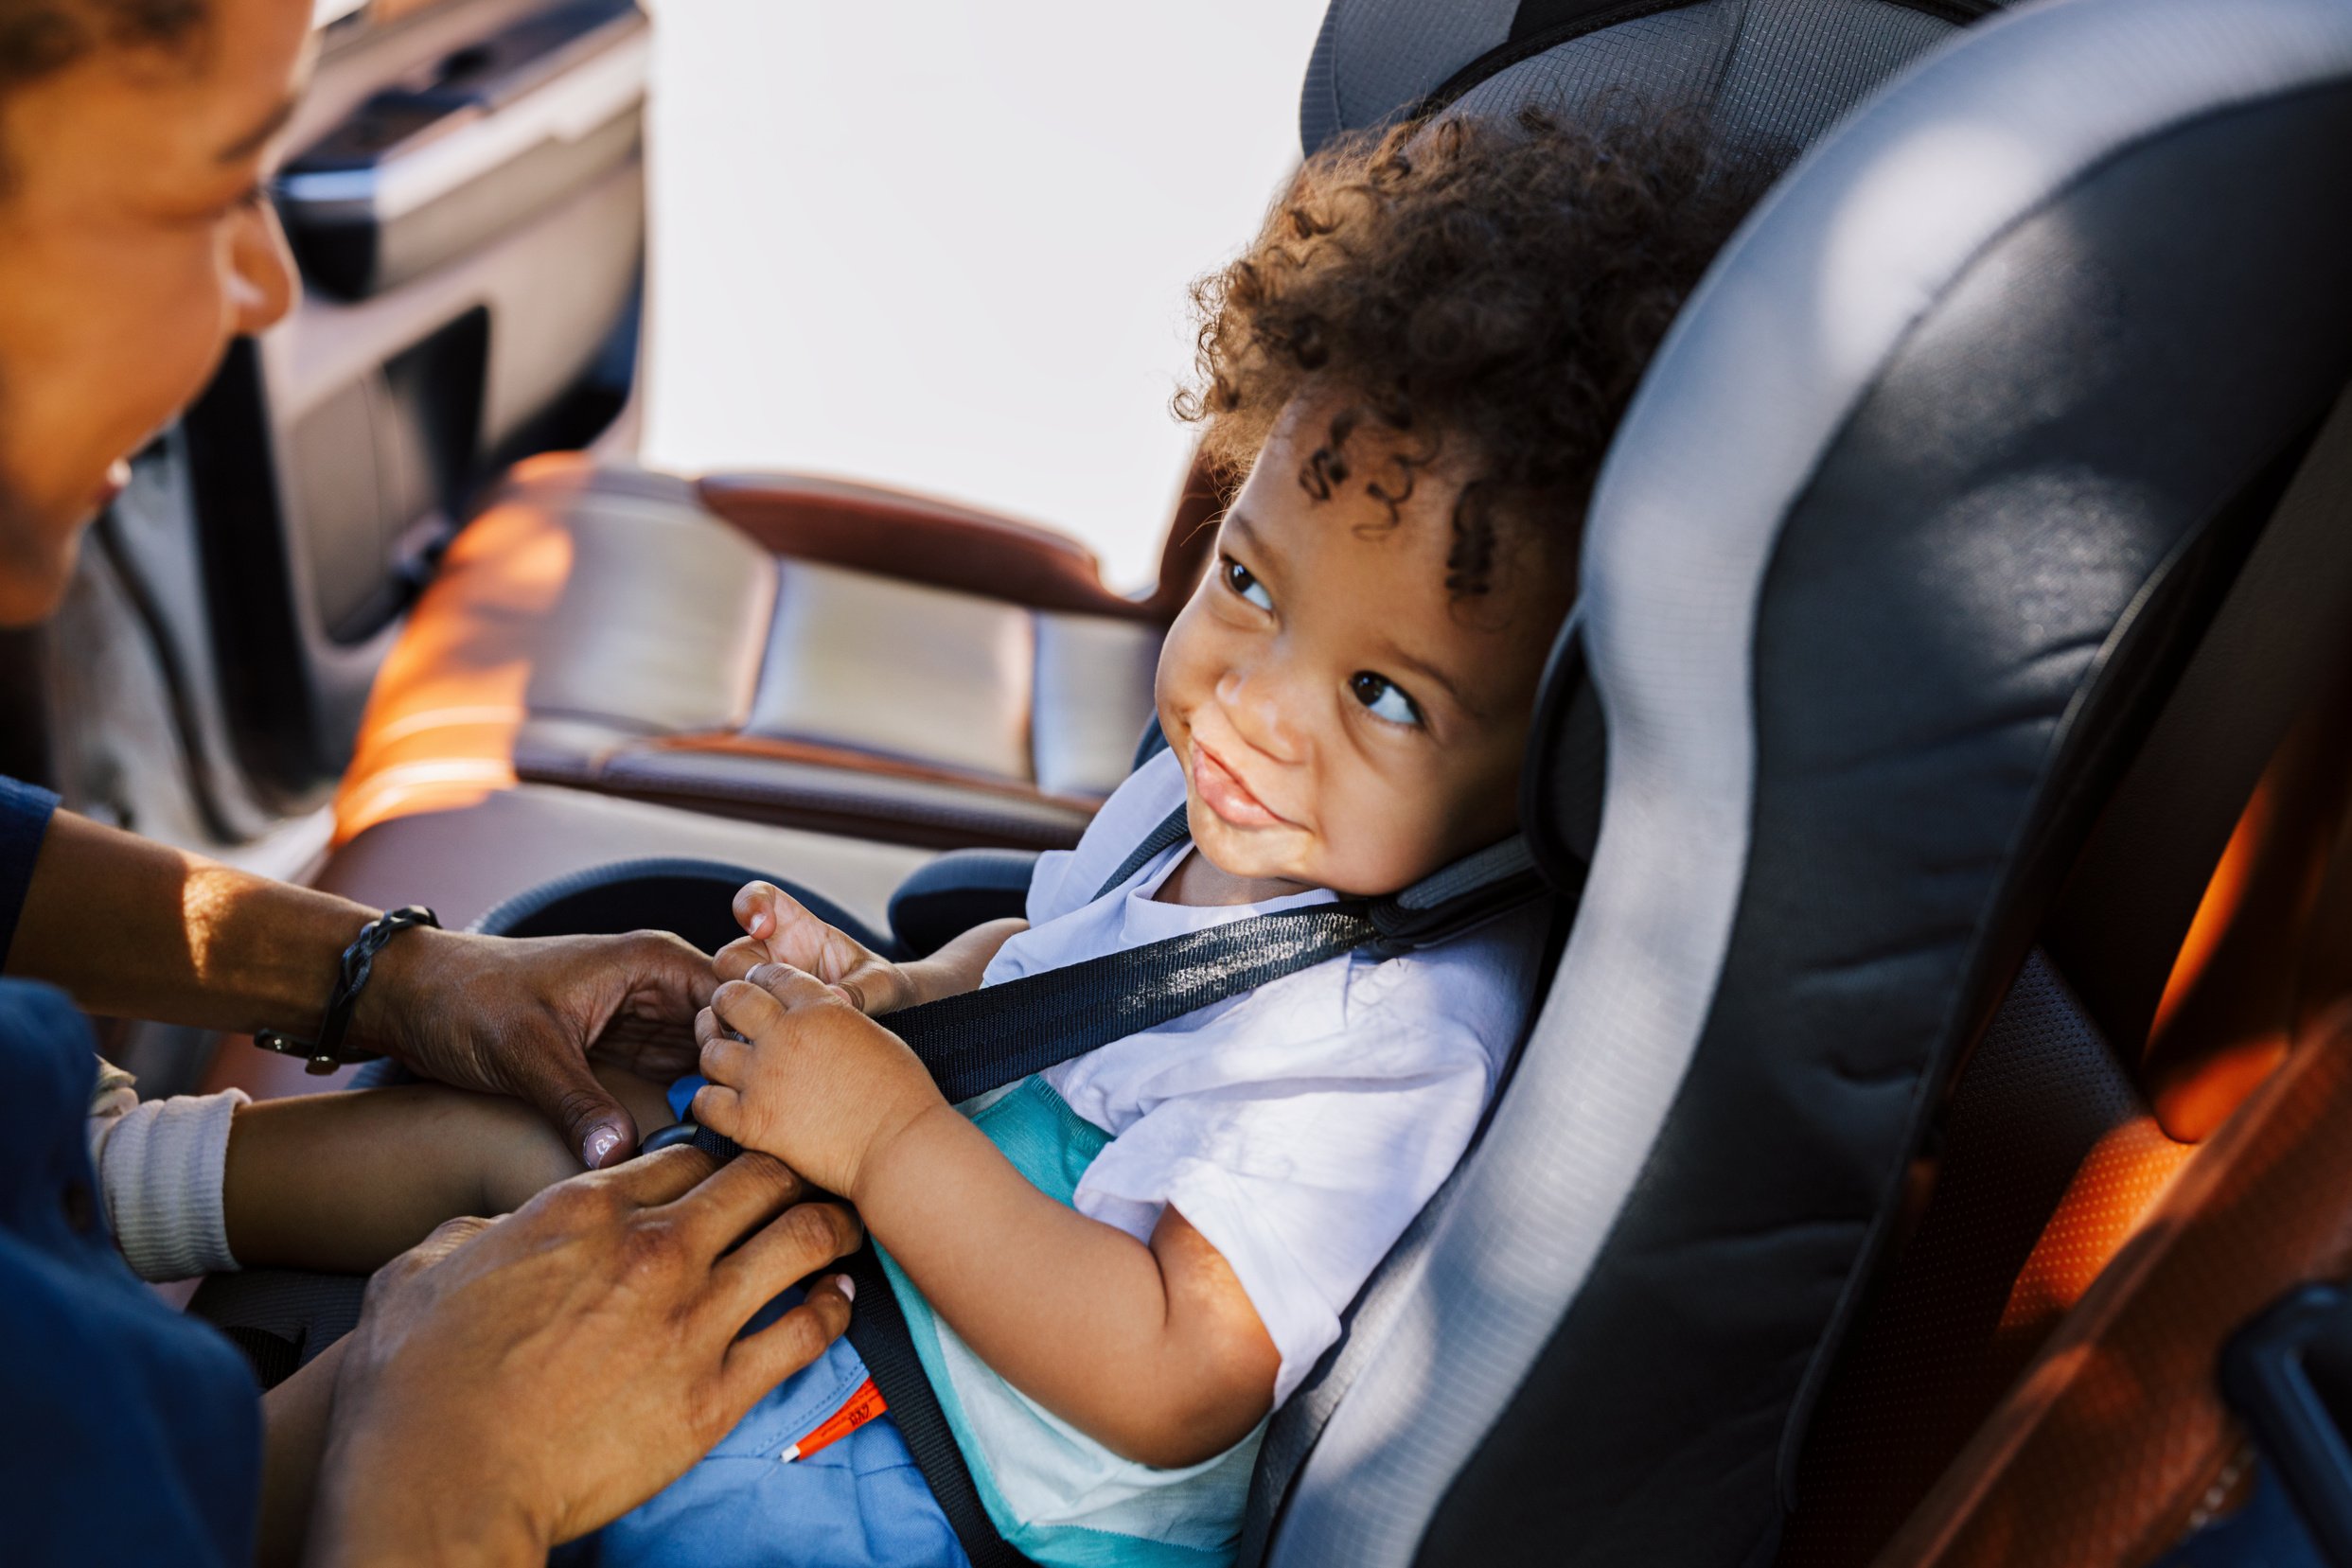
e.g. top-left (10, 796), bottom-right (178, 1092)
top-left (692, 962), bottom-right (945, 1200)
top-left (721, 882), bottom-right (918, 1016)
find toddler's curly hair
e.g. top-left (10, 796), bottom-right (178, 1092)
top-left (1177, 105), bottom-right (1776, 597)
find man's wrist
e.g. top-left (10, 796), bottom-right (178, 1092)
top-left (309, 1431), bottom-right (548, 1567)
top-left (344, 920), bottom-right (454, 1057)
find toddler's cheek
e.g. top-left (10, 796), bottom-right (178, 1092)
top-left (1313, 818), bottom-right (1444, 899)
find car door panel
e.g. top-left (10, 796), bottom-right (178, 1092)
top-left (184, 0), bottom-right (647, 807)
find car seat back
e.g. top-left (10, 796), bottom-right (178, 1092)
top-left (1254, 2), bottom-right (2352, 1565)
top-left (1298, 0), bottom-right (2000, 159)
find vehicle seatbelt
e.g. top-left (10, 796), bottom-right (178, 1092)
top-left (680, 811), bottom-right (1546, 1568)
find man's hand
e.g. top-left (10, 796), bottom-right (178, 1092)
top-left (356, 925), bottom-right (716, 1171)
top-left (309, 1147), bottom-right (860, 1565)
top-left (717, 881), bottom-right (920, 1015)
top-left (693, 962), bottom-right (948, 1200)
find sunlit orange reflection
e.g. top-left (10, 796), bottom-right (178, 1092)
top-left (1997, 1116), bottom-right (2196, 1333)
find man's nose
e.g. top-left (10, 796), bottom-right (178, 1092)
top-left (228, 199), bottom-right (298, 337)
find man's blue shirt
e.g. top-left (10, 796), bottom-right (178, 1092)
top-left (0, 780), bottom-right (262, 1565)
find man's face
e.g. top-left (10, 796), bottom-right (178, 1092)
top-left (0, 0), bottom-right (311, 625)
top-left (1155, 396), bottom-right (1572, 898)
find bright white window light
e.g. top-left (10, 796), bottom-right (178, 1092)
top-left (636, 0), bottom-right (1330, 590)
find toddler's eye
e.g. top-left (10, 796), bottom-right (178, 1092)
top-left (1222, 557), bottom-right (1274, 611)
top-left (1351, 672), bottom-right (1424, 728)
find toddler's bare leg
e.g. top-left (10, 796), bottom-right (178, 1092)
top-left (221, 1065), bottom-right (680, 1274)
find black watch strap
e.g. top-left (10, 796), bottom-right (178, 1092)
top-left (254, 906), bottom-right (440, 1075)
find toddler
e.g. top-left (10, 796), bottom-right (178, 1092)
top-left (97, 107), bottom-right (1768, 1567)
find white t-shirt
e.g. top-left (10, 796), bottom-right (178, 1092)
top-left (986, 749), bottom-right (1547, 1402)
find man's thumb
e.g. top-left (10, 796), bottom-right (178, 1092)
top-left (522, 1050), bottom-right (639, 1170)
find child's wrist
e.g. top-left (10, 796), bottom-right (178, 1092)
top-left (893, 959), bottom-right (949, 1011)
top-left (842, 1091), bottom-right (955, 1207)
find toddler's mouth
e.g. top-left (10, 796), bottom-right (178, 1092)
top-left (1190, 742), bottom-right (1295, 830)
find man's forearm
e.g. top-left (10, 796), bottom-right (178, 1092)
top-left (9, 810), bottom-right (375, 1036)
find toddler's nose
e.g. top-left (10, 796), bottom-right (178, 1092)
top-left (1214, 667), bottom-right (1304, 765)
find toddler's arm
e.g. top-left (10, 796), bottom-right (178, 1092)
top-left (721, 880), bottom-right (1024, 1014)
top-left (221, 1066), bottom-right (678, 1274)
top-left (694, 964), bottom-right (1281, 1470)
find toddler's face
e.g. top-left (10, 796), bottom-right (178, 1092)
top-left (1156, 400), bottom-right (1572, 898)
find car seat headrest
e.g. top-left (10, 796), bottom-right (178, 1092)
top-left (1268, 1), bottom-right (2352, 1563)
top-left (1299, 0), bottom-right (2006, 159)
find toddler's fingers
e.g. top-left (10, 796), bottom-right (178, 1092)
top-left (744, 961), bottom-right (836, 1010)
top-left (711, 976), bottom-right (790, 1042)
top-left (714, 936), bottom-right (767, 983)
top-left (699, 1029), bottom-right (751, 1085)
top-left (732, 880), bottom-right (786, 940)
top-left (690, 1082), bottom-right (745, 1141)
top-left (733, 880), bottom-right (821, 944)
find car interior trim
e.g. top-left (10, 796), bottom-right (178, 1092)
top-left (276, 10), bottom-right (649, 222)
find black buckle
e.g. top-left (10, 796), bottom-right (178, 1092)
top-left (2222, 1280), bottom-right (2352, 1564)
top-left (254, 905), bottom-right (440, 1074)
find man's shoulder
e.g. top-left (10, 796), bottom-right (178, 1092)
top-left (0, 977), bottom-right (261, 1567)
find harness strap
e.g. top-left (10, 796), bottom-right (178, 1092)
top-left (685, 810), bottom-right (1537, 1566)
top-left (1092, 803), bottom-right (1191, 900)
top-left (891, 902), bottom-right (1377, 1103)
top-left (689, 895), bottom-right (1380, 1565)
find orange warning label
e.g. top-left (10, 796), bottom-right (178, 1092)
top-left (780, 1377), bottom-right (889, 1463)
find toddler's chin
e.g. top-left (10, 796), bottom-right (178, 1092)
top-left (1187, 805), bottom-right (1310, 883)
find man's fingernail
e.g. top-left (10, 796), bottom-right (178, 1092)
top-left (586, 1128), bottom-right (622, 1168)
top-left (835, 1274), bottom-right (857, 1303)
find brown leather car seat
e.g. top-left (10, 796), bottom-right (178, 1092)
top-left (330, 449), bottom-right (1220, 853)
